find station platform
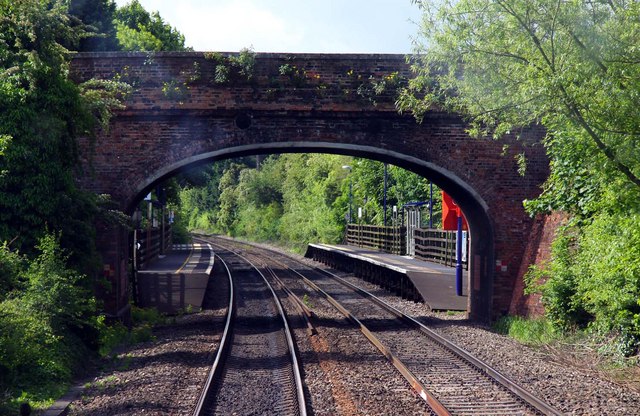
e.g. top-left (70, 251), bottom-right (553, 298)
top-left (305, 243), bottom-right (468, 311)
top-left (136, 243), bottom-right (214, 313)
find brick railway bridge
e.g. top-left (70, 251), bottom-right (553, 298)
top-left (71, 52), bottom-right (550, 321)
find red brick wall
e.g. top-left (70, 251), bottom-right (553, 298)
top-left (509, 212), bottom-right (568, 316)
top-left (71, 52), bottom-right (550, 320)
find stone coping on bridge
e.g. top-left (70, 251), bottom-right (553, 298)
top-left (72, 51), bottom-right (410, 59)
top-left (306, 243), bottom-right (468, 311)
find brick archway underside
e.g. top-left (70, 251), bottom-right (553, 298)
top-left (72, 52), bottom-right (548, 320)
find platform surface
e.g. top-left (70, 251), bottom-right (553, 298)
top-left (140, 243), bottom-right (214, 275)
top-left (136, 243), bottom-right (214, 313)
top-left (310, 243), bottom-right (468, 311)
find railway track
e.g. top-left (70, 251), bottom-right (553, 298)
top-left (200, 235), bottom-right (562, 416)
top-left (193, 245), bottom-right (307, 416)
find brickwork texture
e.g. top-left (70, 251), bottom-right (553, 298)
top-left (71, 52), bottom-right (552, 320)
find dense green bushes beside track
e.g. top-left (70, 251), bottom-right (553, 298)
top-left (526, 209), bottom-right (640, 357)
top-left (0, 0), bottom-right (190, 411)
top-left (0, 235), bottom-right (98, 411)
top-left (404, 0), bottom-right (640, 358)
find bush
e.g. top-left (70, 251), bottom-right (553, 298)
top-left (573, 212), bottom-right (640, 355)
top-left (97, 306), bottom-right (163, 357)
top-left (527, 212), bottom-right (640, 356)
top-left (0, 234), bottom-right (98, 406)
top-left (525, 229), bottom-right (592, 331)
top-left (0, 242), bottom-right (24, 300)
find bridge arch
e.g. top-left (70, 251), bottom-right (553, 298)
top-left (71, 52), bottom-right (548, 321)
top-left (130, 142), bottom-right (497, 319)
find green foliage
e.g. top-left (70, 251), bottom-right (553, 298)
top-left (215, 163), bottom-right (244, 234)
top-left (346, 158), bottom-right (440, 225)
top-left (161, 79), bottom-right (188, 102)
top-left (0, 235), bottom-right (98, 406)
top-left (493, 316), bottom-right (559, 346)
top-left (574, 212), bottom-right (640, 355)
top-left (0, 241), bottom-right (23, 299)
top-left (178, 154), bottom-right (439, 252)
top-left (0, 3), bottom-right (139, 408)
top-left (97, 306), bottom-right (161, 357)
top-left (67, 0), bottom-right (119, 51)
top-left (0, 0), bottom-right (121, 269)
top-left (525, 229), bottom-right (591, 331)
top-left (114, 0), bottom-right (189, 51)
top-left (527, 212), bottom-right (640, 356)
top-left (230, 48), bottom-right (256, 80)
top-left (403, 0), bottom-right (640, 211)
top-left (407, 0), bottom-right (640, 359)
top-left (205, 48), bottom-right (256, 84)
top-left (79, 78), bottom-right (132, 133)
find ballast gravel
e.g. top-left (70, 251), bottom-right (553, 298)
top-left (60, 240), bottom-right (640, 416)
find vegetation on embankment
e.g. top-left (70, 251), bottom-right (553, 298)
top-left (0, 0), bottom-right (188, 412)
top-left (402, 0), bottom-right (640, 360)
top-left (177, 154), bottom-right (440, 254)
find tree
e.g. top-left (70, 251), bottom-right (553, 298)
top-left (402, 1), bottom-right (640, 353)
top-left (399, 0), bottom-right (640, 214)
top-left (215, 163), bottom-right (245, 234)
top-left (114, 0), bottom-right (189, 51)
top-left (0, 0), bottom-right (94, 260)
top-left (67, 0), bottom-right (119, 51)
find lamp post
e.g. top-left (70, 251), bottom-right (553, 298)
top-left (455, 206), bottom-right (463, 296)
top-left (383, 163), bottom-right (388, 226)
top-left (342, 165), bottom-right (353, 223)
top-left (429, 181), bottom-right (433, 229)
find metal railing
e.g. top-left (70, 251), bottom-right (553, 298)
top-left (345, 224), bottom-right (406, 255)
top-left (413, 228), bottom-right (468, 269)
top-left (344, 225), bottom-right (468, 270)
top-left (134, 225), bottom-right (172, 270)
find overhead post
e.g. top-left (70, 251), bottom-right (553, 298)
top-left (342, 165), bottom-right (353, 224)
top-left (429, 181), bottom-right (433, 229)
top-left (456, 206), bottom-right (463, 296)
top-left (383, 163), bottom-right (388, 227)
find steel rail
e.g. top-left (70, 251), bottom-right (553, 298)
top-left (309, 265), bottom-right (563, 416)
top-left (264, 253), bottom-right (451, 416)
top-left (204, 236), bottom-right (562, 416)
top-left (204, 239), bottom-right (308, 416)
top-left (192, 254), bottom-right (235, 416)
top-left (265, 266), bottom-right (318, 336)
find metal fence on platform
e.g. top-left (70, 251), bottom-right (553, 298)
top-left (344, 224), bottom-right (468, 270)
top-left (133, 225), bottom-right (173, 270)
top-left (413, 228), bottom-right (468, 269)
top-left (345, 224), bottom-right (406, 255)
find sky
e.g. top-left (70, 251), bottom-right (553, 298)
top-left (113, 0), bottom-right (423, 54)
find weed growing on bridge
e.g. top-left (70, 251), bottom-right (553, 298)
top-left (204, 48), bottom-right (256, 84)
top-left (162, 79), bottom-right (189, 103)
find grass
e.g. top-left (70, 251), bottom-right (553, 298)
top-left (302, 293), bottom-right (313, 309)
top-left (1, 382), bottom-right (68, 415)
top-left (493, 315), bottom-right (640, 391)
top-left (493, 315), bottom-right (560, 345)
top-left (99, 308), bottom-right (162, 357)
